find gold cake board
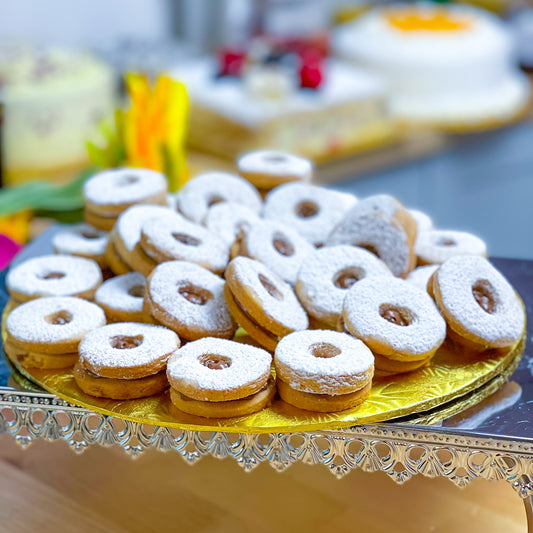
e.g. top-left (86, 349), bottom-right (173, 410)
top-left (2, 305), bottom-right (525, 434)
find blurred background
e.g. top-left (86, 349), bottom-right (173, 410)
top-left (1, 0), bottom-right (533, 265)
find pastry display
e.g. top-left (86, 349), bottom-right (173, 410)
top-left (1, 152), bottom-right (526, 421)
top-left (167, 338), bottom-right (275, 418)
top-left (334, 3), bottom-right (530, 127)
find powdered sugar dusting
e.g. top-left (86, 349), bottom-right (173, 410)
top-left (177, 172), bottom-right (262, 224)
top-left (167, 337), bottom-right (271, 395)
top-left (52, 224), bottom-right (108, 256)
top-left (406, 265), bottom-right (438, 292)
top-left (83, 168), bottom-right (167, 206)
top-left (229, 257), bottom-right (308, 331)
top-left (263, 183), bottom-right (356, 246)
top-left (343, 276), bottom-right (446, 356)
top-left (275, 330), bottom-right (374, 395)
top-left (409, 209), bottom-right (434, 234)
top-left (436, 256), bottom-right (524, 345)
top-left (416, 229), bottom-right (487, 264)
top-left (148, 261), bottom-right (234, 332)
top-left (327, 195), bottom-right (411, 276)
top-left (79, 322), bottom-right (178, 373)
top-left (7, 297), bottom-right (106, 345)
top-left (243, 220), bottom-right (314, 286)
top-left (95, 272), bottom-right (145, 312)
top-left (296, 245), bottom-right (392, 327)
top-left (116, 205), bottom-right (175, 251)
top-left (205, 202), bottom-right (261, 245)
top-left (238, 150), bottom-right (312, 180)
top-left (7, 255), bottom-right (102, 298)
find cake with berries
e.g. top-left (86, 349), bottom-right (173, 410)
top-left (0, 45), bottom-right (115, 185)
top-left (172, 53), bottom-right (393, 162)
top-left (334, 4), bottom-right (530, 128)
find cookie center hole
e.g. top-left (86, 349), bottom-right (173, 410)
top-left (379, 304), bottom-right (413, 326)
top-left (263, 154), bottom-right (286, 163)
top-left (110, 335), bottom-right (143, 349)
top-left (41, 271), bottom-right (65, 280)
top-left (172, 233), bottom-right (201, 246)
top-left (45, 310), bottom-right (73, 325)
top-left (272, 232), bottom-right (295, 257)
top-left (437, 237), bottom-right (456, 247)
top-left (208, 195), bottom-right (224, 207)
top-left (333, 267), bottom-right (364, 289)
top-left (295, 201), bottom-right (319, 218)
top-left (472, 279), bottom-right (497, 313)
top-left (309, 342), bottom-right (341, 358)
top-left (258, 273), bottom-right (283, 300)
top-left (357, 243), bottom-right (380, 258)
top-left (118, 175), bottom-right (139, 186)
top-left (128, 285), bottom-right (145, 298)
top-left (80, 229), bottom-right (100, 239)
top-left (178, 284), bottom-right (213, 305)
top-left (199, 354), bottom-right (232, 370)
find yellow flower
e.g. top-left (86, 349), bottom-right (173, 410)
top-left (122, 73), bottom-right (189, 192)
top-left (0, 211), bottom-right (31, 244)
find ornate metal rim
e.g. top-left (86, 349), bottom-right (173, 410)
top-left (1, 386), bottom-right (532, 500)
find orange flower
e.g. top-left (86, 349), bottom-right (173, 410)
top-left (123, 73), bottom-right (189, 192)
top-left (0, 211), bottom-right (31, 244)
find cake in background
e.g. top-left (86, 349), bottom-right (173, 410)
top-left (0, 44), bottom-right (116, 185)
top-left (334, 3), bottom-right (530, 128)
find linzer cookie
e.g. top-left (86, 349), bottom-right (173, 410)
top-left (224, 256), bottom-right (308, 351)
top-left (343, 276), bottom-right (446, 375)
top-left (7, 254), bottom-right (102, 304)
top-left (75, 322), bottom-right (179, 399)
top-left (4, 296), bottom-right (106, 369)
top-left (144, 261), bottom-right (236, 341)
top-left (167, 338), bottom-right (275, 418)
top-left (430, 256), bottom-right (525, 351)
top-left (52, 224), bottom-right (108, 269)
top-left (327, 194), bottom-right (417, 277)
top-left (295, 245), bottom-right (392, 329)
top-left (416, 229), bottom-right (487, 265)
top-left (176, 172), bottom-right (262, 224)
top-left (263, 183), bottom-right (356, 247)
top-left (274, 330), bottom-right (374, 412)
top-left (204, 202), bottom-right (261, 246)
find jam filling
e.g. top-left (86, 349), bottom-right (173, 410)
top-left (172, 233), bottom-right (201, 246)
top-left (472, 280), bottom-right (497, 313)
top-left (178, 284), bottom-right (212, 305)
top-left (41, 271), bottom-right (65, 280)
top-left (310, 342), bottom-right (341, 358)
top-left (437, 237), bottom-right (456, 247)
top-left (80, 229), bottom-right (100, 239)
top-left (110, 335), bottom-right (143, 349)
top-left (118, 175), bottom-right (139, 186)
top-left (379, 304), bottom-right (413, 326)
top-left (263, 154), bottom-right (286, 163)
top-left (258, 273), bottom-right (283, 300)
top-left (295, 201), bottom-right (319, 218)
top-left (334, 267), bottom-right (364, 289)
top-left (199, 354), bottom-right (232, 370)
top-left (356, 243), bottom-right (380, 258)
top-left (272, 232), bottom-right (295, 257)
top-left (207, 195), bottom-right (224, 207)
top-left (45, 310), bottom-right (73, 325)
top-left (128, 285), bottom-right (145, 298)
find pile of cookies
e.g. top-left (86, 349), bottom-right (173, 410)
top-left (3, 150), bottom-right (526, 418)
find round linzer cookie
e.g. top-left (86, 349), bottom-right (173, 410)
top-left (52, 224), bottom-right (108, 268)
top-left (83, 167), bottom-right (168, 218)
top-left (327, 194), bottom-right (417, 278)
top-left (237, 150), bottom-right (313, 191)
top-left (204, 202), bottom-right (261, 246)
top-left (4, 296), bottom-right (106, 369)
top-left (104, 232), bottom-right (132, 276)
top-left (430, 256), bottom-right (525, 351)
top-left (94, 272), bottom-right (146, 323)
top-left (113, 204), bottom-right (173, 276)
top-left (167, 337), bottom-right (275, 418)
top-left (140, 212), bottom-right (230, 274)
top-left (7, 255), bottom-right (102, 304)
top-left (275, 330), bottom-right (374, 412)
top-left (144, 261), bottom-right (236, 341)
top-left (234, 220), bottom-right (314, 286)
top-left (75, 322), bottom-right (179, 399)
top-left (343, 276), bottom-right (446, 375)
top-left (224, 256), bottom-right (308, 351)
top-left (263, 183), bottom-right (356, 247)
top-left (176, 172), bottom-right (262, 224)
top-left (416, 229), bottom-right (487, 265)
top-left (295, 245), bottom-right (392, 329)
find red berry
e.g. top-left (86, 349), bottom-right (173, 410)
top-left (217, 48), bottom-right (246, 77)
top-left (299, 50), bottom-right (324, 89)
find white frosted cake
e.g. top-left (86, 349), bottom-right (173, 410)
top-left (0, 45), bottom-right (115, 185)
top-left (172, 58), bottom-right (394, 161)
top-left (334, 4), bottom-right (530, 127)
